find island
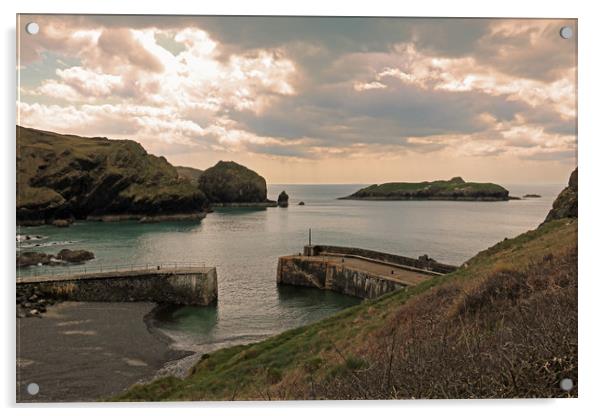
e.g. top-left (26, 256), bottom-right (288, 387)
top-left (340, 177), bottom-right (510, 201)
top-left (198, 161), bottom-right (277, 207)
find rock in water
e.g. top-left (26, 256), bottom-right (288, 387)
top-left (544, 168), bottom-right (577, 223)
top-left (277, 191), bottom-right (289, 207)
top-left (16, 252), bottom-right (54, 267)
top-left (51, 219), bottom-right (72, 227)
top-left (298, 201), bottom-right (305, 206)
top-left (197, 161), bottom-right (270, 203)
top-left (56, 249), bottom-right (95, 263)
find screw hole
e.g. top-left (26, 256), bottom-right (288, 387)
top-left (560, 26), bottom-right (573, 40)
top-left (25, 22), bottom-right (39, 35)
top-left (26, 382), bottom-right (39, 395)
top-left (560, 378), bottom-right (574, 391)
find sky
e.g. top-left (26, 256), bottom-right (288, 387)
top-left (17, 15), bottom-right (577, 184)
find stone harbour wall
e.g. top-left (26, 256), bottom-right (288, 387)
top-left (304, 245), bottom-right (457, 274)
top-left (277, 257), bottom-right (407, 299)
top-left (17, 268), bottom-right (218, 306)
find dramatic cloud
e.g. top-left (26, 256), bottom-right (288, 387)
top-left (17, 15), bottom-right (576, 183)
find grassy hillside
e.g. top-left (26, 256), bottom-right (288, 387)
top-left (342, 177), bottom-right (510, 201)
top-left (117, 216), bottom-right (577, 400)
top-left (17, 126), bottom-right (207, 223)
top-left (175, 166), bottom-right (204, 183)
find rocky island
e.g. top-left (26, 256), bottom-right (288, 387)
top-left (17, 126), bottom-right (208, 225)
top-left (198, 161), bottom-right (277, 207)
top-left (340, 177), bottom-right (511, 201)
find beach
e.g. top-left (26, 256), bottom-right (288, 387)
top-left (16, 301), bottom-right (190, 402)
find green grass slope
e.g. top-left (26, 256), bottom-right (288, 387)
top-left (343, 177), bottom-right (510, 201)
top-left (17, 126), bottom-right (207, 223)
top-left (117, 216), bottom-right (577, 401)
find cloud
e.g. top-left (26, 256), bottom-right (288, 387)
top-left (17, 15), bottom-right (576, 174)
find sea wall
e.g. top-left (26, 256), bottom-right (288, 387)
top-left (303, 245), bottom-right (457, 274)
top-left (17, 268), bottom-right (218, 306)
top-left (277, 257), bottom-right (407, 299)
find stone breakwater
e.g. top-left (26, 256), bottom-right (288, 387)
top-left (277, 245), bottom-right (457, 299)
top-left (304, 245), bottom-right (457, 274)
top-left (17, 267), bottom-right (218, 307)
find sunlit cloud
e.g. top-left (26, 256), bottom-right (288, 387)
top-left (17, 15), bottom-right (576, 183)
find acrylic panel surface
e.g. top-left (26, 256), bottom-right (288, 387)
top-left (16, 15), bottom-right (577, 402)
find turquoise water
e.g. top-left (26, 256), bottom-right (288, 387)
top-left (16, 183), bottom-right (564, 352)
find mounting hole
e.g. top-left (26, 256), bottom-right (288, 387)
top-left (26, 382), bottom-right (39, 395)
top-left (559, 26), bottom-right (573, 40)
top-left (560, 378), bottom-right (574, 391)
top-left (25, 22), bottom-right (39, 35)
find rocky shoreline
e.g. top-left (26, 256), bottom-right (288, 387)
top-left (86, 212), bottom-right (207, 223)
top-left (210, 201), bottom-right (278, 208)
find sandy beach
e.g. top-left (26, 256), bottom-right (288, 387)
top-left (16, 301), bottom-right (190, 402)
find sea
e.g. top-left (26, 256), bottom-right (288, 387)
top-left (16, 183), bottom-right (565, 356)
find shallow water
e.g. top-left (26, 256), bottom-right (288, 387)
top-left (17, 183), bottom-right (563, 352)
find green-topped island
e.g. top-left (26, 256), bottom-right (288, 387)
top-left (340, 177), bottom-right (511, 201)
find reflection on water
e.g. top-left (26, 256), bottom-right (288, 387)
top-left (16, 183), bottom-right (563, 353)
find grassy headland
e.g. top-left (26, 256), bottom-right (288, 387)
top-left (341, 177), bottom-right (510, 201)
top-left (17, 126), bottom-right (276, 224)
top-left (17, 126), bottom-right (207, 224)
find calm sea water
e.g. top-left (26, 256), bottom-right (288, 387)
top-left (17, 183), bottom-right (564, 353)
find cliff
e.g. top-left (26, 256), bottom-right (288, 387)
top-left (544, 168), bottom-right (577, 223)
top-left (198, 161), bottom-right (272, 204)
top-left (341, 177), bottom-right (510, 201)
top-left (17, 126), bottom-right (208, 224)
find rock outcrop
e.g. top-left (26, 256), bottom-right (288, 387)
top-left (544, 168), bottom-right (578, 223)
top-left (341, 177), bottom-right (510, 201)
top-left (198, 161), bottom-right (272, 204)
top-left (56, 249), bottom-right (95, 263)
top-left (277, 191), bottom-right (289, 207)
top-left (17, 249), bottom-right (95, 267)
top-left (16, 252), bottom-right (55, 267)
top-left (17, 126), bottom-right (208, 224)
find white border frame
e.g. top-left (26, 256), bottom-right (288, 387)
top-left (3, 1), bottom-right (600, 415)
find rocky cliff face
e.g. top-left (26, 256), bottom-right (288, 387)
top-left (544, 168), bottom-right (578, 223)
top-left (198, 161), bottom-right (270, 203)
top-left (17, 126), bottom-right (208, 224)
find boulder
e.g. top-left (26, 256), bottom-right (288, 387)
top-left (298, 201), bottom-right (305, 206)
top-left (277, 191), bottom-right (289, 208)
top-left (16, 251), bottom-right (53, 267)
top-left (56, 249), bottom-right (95, 263)
top-left (52, 219), bottom-right (72, 227)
